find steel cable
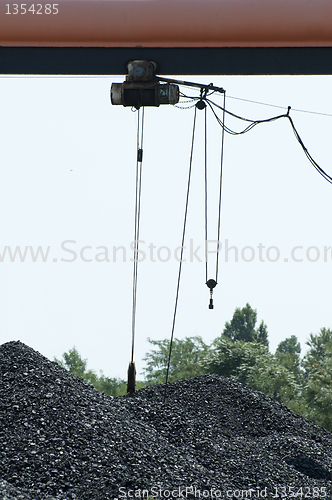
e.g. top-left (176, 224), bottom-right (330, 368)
top-left (131, 107), bottom-right (145, 363)
top-left (164, 106), bottom-right (197, 403)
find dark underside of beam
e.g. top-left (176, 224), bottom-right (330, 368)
top-left (0, 46), bottom-right (332, 76)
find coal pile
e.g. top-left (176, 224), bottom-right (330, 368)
top-left (0, 341), bottom-right (331, 500)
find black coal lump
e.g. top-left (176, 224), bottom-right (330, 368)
top-left (1, 341), bottom-right (331, 500)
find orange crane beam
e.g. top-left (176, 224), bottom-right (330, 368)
top-left (1, 0), bottom-right (332, 48)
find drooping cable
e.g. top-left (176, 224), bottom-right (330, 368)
top-left (206, 98), bottom-right (288, 135)
top-left (131, 107), bottom-right (145, 364)
top-left (287, 112), bottom-right (332, 184)
top-left (163, 106), bottom-right (197, 403)
top-left (203, 98), bottom-right (332, 184)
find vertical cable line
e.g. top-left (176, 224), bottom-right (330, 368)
top-left (204, 104), bottom-right (208, 284)
top-left (163, 106), bottom-right (197, 403)
top-left (131, 107), bottom-right (145, 363)
top-left (215, 92), bottom-right (226, 282)
top-left (204, 92), bottom-right (225, 309)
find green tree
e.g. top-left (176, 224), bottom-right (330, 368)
top-left (301, 328), bottom-right (332, 431)
top-left (223, 303), bottom-right (268, 346)
top-left (275, 335), bottom-right (303, 385)
top-left (55, 346), bottom-right (88, 378)
top-left (142, 336), bottom-right (207, 384)
top-left (94, 373), bottom-right (128, 397)
top-left (54, 347), bottom-right (128, 396)
top-left (303, 354), bottom-right (332, 431)
top-left (302, 328), bottom-right (332, 377)
top-left (202, 336), bottom-right (298, 404)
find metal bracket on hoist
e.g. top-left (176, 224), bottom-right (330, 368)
top-left (110, 60), bottom-right (225, 109)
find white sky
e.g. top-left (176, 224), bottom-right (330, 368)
top-left (0, 74), bottom-right (331, 380)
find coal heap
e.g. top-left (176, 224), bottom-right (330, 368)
top-left (0, 341), bottom-right (331, 500)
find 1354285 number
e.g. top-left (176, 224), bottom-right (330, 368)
top-left (272, 486), bottom-right (327, 498)
top-left (6, 4), bottom-right (59, 14)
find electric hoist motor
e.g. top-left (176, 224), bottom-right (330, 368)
top-left (111, 60), bottom-right (179, 109)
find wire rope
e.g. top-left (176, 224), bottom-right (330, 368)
top-left (163, 106), bottom-right (197, 403)
top-left (215, 92), bottom-right (226, 282)
top-left (204, 104), bottom-right (208, 283)
top-left (202, 93), bottom-right (226, 308)
top-left (131, 107), bottom-right (145, 363)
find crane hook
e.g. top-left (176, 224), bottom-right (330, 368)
top-left (206, 278), bottom-right (217, 309)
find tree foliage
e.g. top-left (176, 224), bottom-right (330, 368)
top-left (202, 337), bottom-right (298, 404)
top-left (223, 303), bottom-right (269, 346)
top-left (142, 336), bottom-right (207, 384)
top-left (301, 328), bottom-right (332, 431)
top-left (54, 347), bottom-right (129, 396)
top-left (302, 328), bottom-right (332, 377)
top-left (275, 335), bottom-right (302, 385)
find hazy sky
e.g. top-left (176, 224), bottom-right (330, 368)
top-left (0, 74), bottom-right (331, 380)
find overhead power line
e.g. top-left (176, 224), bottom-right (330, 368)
top-left (227, 95), bottom-right (332, 118)
top-left (178, 93), bottom-right (332, 185)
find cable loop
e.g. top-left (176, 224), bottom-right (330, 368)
top-left (202, 96), bottom-right (332, 184)
top-left (204, 92), bottom-right (226, 307)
